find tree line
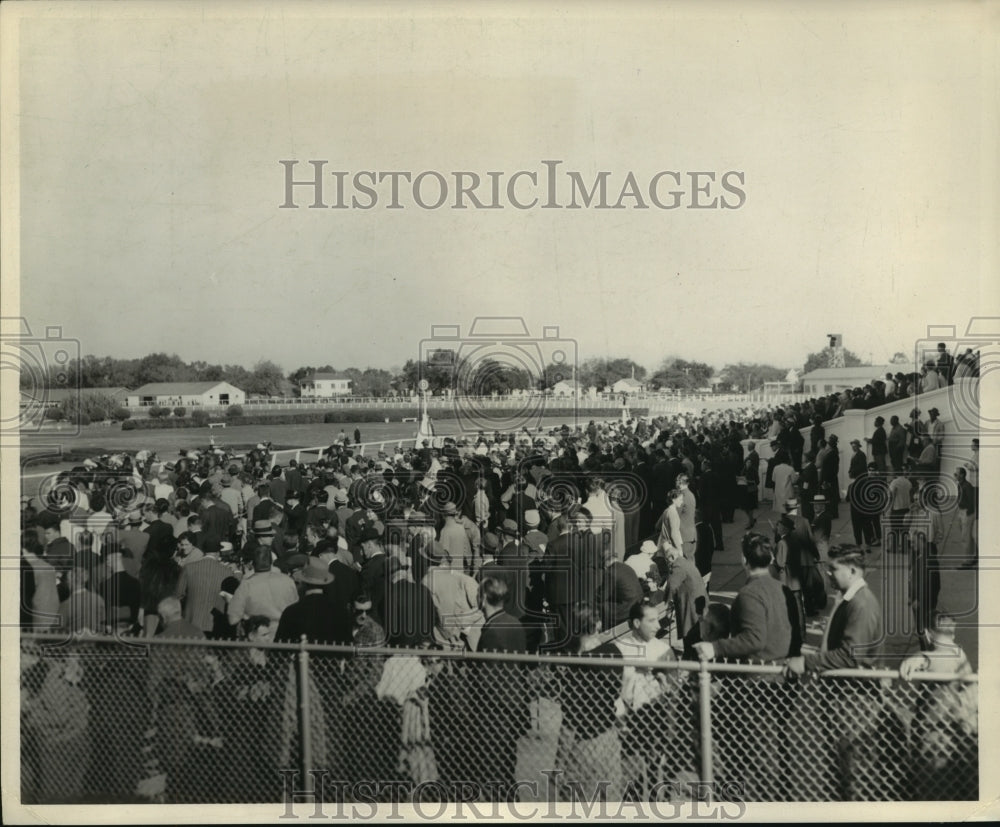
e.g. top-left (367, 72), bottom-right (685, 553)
top-left (24, 348), bottom-right (896, 398)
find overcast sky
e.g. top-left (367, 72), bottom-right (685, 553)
top-left (13, 1), bottom-right (998, 378)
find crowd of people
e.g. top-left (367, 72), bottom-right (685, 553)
top-left (19, 380), bottom-right (979, 803)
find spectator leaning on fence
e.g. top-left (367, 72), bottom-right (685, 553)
top-left (693, 533), bottom-right (792, 664)
top-left (787, 544), bottom-right (882, 675)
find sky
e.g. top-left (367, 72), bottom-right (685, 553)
top-left (11, 1), bottom-right (998, 379)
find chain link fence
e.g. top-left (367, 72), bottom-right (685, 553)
top-left (19, 633), bottom-right (977, 805)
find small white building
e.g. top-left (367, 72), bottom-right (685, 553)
top-left (552, 379), bottom-right (581, 397)
top-left (612, 377), bottom-right (645, 395)
top-left (800, 366), bottom-right (895, 396)
top-left (127, 381), bottom-right (245, 408)
top-left (298, 371), bottom-right (353, 398)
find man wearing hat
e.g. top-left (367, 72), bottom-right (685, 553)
top-left (419, 539), bottom-right (480, 650)
top-left (847, 439), bottom-right (868, 483)
top-left (284, 490), bottom-right (307, 538)
top-left (274, 557), bottom-right (351, 645)
top-left (846, 451), bottom-right (879, 551)
top-left (344, 499), bottom-right (384, 567)
top-left (218, 474), bottom-right (242, 522)
top-left (522, 509), bottom-right (547, 560)
top-left (866, 416), bottom-right (889, 473)
top-left (117, 510), bottom-right (150, 578)
top-left (438, 502), bottom-right (472, 574)
top-left (819, 434), bottom-right (841, 518)
top-left (199, 485), bottom-right (237, 553)
top-left (480, 531), bottom-right (501, 564)
top-left (332, 489), bottom-right (352, 532)
top-left (481, 519), bottom-right (530, 622)
top-left (357, 525), bottom-right (388, 626)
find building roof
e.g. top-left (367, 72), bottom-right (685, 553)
top-left (800, 366), bottom-right (895, 382)
top-left (300, 371), bottom-right (352, 382)
top-left (130, 381), bottom-right (241, 395)
top-left (613, 377), bottom-right (644, 387)
top-left (552, 379), bottom-right (579, 388)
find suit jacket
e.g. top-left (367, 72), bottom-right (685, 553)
top-left (805, 583), bottom-right (882, 671)
top-left (144, 520), bottom-right (176, 558)
top-left (360, 553), bottom-right (388, 625)
top-left (713, 572), bottom-right (792, 662)
top-left (848, 451), bottom-right (867, 480)
top-left (276, 591), bottom-right (352, 645)
top-left (679, 489), bottom-right (697, 544)
top-left (325, 556), bottom-right (360, 617)
top-left (664, 554), bottom-right (708, 637)
top-left (200, 502), bottom-right (235, 547)
top-left (542, 533), bottom-right (574, 607)
top-left (596, 561), bottom-right (644, 630)
top-left (383, 577), bottom-right (439, 647)
top-left (819, 447), bottom-right (840, 485)
top-left (182, 555), bottom-right (231, 632)
top-left (477, 610), bottom-right (527, 653)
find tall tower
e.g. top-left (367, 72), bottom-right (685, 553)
top-left (827, 334), bottom-right (845, 368)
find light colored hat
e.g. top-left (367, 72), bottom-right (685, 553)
top-left (524, 509), bottom-right (540, 528)
top-left (295, 558), bottom-right (334, 586)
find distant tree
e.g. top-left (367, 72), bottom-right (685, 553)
top-left (890, 351), bottom-right (910, 365)
top-left (245, 360), bottom-right (285, 397)
top-left (173, 406), bottom-right (187, 418)
top-left (542, 361), bottom-right (575, 390)
top-left (802, 349), bottom-right (864, 375)
top-left (577, 357), bottom-right (646, 390)
top-left (397, 357), bottom-right (453, 395)
top-left (135, 353), bottom-right (193, 385)
top-left (718, 362), bottom-right (786, 393)
top-left (347, 367), bottom-right (394, 397)
top-left (460, 358), bottom-right (532, 395)
top-left (649, 357), bottom-right (714, 390)
top-left (226, 404), bottom-right (244, 419)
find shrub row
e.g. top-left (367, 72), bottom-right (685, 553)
top-left (120, 405), bottom-right (648, 431)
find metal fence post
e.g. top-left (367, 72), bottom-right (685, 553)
top-left (297, 636), bottom-right (313, 790)
top-left (698, 659), bottom-right (714, 800)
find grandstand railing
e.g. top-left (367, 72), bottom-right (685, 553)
top-left (18, 632), bottom-right (978, 805)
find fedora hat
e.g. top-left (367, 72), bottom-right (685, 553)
top-left (499, 518), bottom-right (519, 537)
top-left (253, 519), bottom-right (275, 536)
top-left (295, 558), bottom-right (334, 586)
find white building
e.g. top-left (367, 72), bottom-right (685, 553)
top-left (552, 379), bottom-right (581, 397)
top-left (612, 377), bottom-right (645, 394)
top-left (298, 371), bottom-right (352, 397)
top-left (800, 366), bottom-right (895, 396)
top-left (126, 381), bottom-right (246, 408)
